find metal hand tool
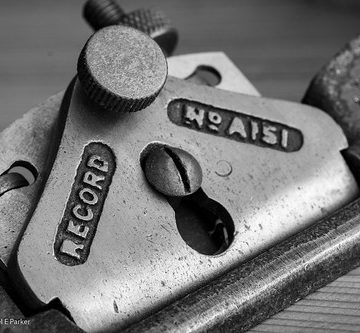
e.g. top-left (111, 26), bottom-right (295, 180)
top-left (1, 1), bottom-right (360, 332)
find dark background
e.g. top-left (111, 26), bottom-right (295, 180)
top-left (1, 0), bottom-right (360, 130)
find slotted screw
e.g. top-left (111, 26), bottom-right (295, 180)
top-left (143, 145), bottom-right (203, 197)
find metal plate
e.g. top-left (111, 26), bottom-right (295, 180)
top-left (0, 53), bottom-right (251, 267)
top-left (167, 52), bottom-right (260, 96)
top-left (12, 69), bottom-right (357, 332)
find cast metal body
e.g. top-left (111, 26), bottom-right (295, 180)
top-left (10, 26), bottom-right (358, 332)
top-left (1, 2), bottom-right (360, 332)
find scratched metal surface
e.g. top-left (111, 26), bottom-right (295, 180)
top-left (1, 1), bottom-right (360, 332)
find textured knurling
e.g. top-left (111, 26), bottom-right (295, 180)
top-left (77, 26), bottom-right (167, 113)
top-left (120, 9), bottom-right (178, 55)
top-left (83, 0), bottom-right (124, 30)
top-left (120, 9), bottom-right (171, 36)
top-left (83, 1), bottom-right (178, 56)
top-left (77, 48), bottom-right (159, 113)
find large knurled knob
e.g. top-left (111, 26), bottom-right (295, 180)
top-left (77, 25), bottom-right (168, 113)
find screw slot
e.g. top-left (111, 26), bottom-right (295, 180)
top-left (163, 147), bottom-right (191, 193)
top-left (141, 142), bottom-right (202, 197)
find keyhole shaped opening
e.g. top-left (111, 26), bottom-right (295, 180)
top-left (140, 142), bottom-right (234, 255)
top-left (168, 189), bottom-right (234, 256)
top-left (185, 65), bottom-right (222, 87)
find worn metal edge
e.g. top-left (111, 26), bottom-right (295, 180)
top-left (124, 196), bottom-right (360, 333)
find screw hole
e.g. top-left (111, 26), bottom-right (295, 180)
top-left (186, 65), bottom-right (222, 87)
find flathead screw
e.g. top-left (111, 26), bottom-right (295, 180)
top-left (143, 146), bottom-right (203, 197)
top-left (83, 0), bottom-right (178, 56)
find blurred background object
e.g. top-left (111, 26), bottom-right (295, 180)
top-left (1, 0), bottom-right (360, 130)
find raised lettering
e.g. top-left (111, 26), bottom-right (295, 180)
top-left (72, 204), bottom-right (93, 221)
top-left (281, 129), bottom-right (289, 148)
top-left (60, 239), bottom-right (84, 259)
top-left (184, 105), bottom-right (204, 128)
top-left (208, 111), bottom-right (222, 132)
top-left (67, 220), bottom-right (89, 239)
top-left (262, 124), bottom-right (278, 145)
top-left (79, 188), bottom-right (98, 205)
top-left (169, 99), bottom-right (303, 152)
top-left (250, 120), bottom-right (259, 141)
top-left (54, 142), bottom-right (116, 266)
top-left (83, 171), bottom-right (105, 190)
top-left (88, 155), bottom-right (108, 173)
top-left (228, 117), bottom-right (247, 138)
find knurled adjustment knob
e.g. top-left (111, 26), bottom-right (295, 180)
top-left (77, 25), bottom-right (168, 113)
top-left (120, 8), bottom-right (178, 57)
top-left (83, 0), bottom-right (125, 30)
top-left (83, 0), bottom-right (178, 56)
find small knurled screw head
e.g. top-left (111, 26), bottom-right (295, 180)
top-left (77, 25), bottom-right (168, 113)
top-left (83, 0), bottom-right (125, 30)
top-left (143, 145), bottom-right (203, 197)
top-left (83, 0), bottom-right (178, 56)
